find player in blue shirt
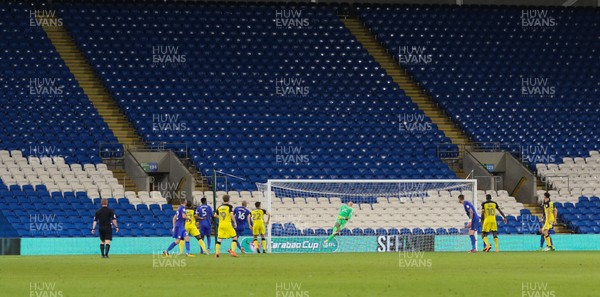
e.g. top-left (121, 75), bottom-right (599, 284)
top-left (459, 194), bottom-right (480, 253)
top-left (196, 198), bottom-right (216, 254)
top-left (163, 200), bottom-right (193, 256)
top-left (233, 201), bottom-right (252, 254)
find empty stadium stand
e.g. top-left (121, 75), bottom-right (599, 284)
top-left (57, 2), bottom-right (458, 191)
top-left (0, 2), bottom-right (121, 163)
top-left (537, 151), bottom-right (600, 198)
top-left (358, 5), bottom-right (599, 169)
top-left (0, 149), bottom-right (176, 237)
top-left (555, 196), bottom-right (600, 234)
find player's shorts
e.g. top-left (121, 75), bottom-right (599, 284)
top-left (200, 224), bottom-right (212, 237)
top-left (173, 226), bottom-right (188, 240)
top-left (482, 219), bottom-right (497, 233)
top-left (253, 223), bottom-right (266, 236)
top-left (236, 225), bottom-right (249, 237)
top-left (217, 225), bottom-right (237, 239)
top-left (185, 224), bottom-right (200, 237)
top-left (542, 220), bottom-right (554, 231)
top-left (336, 218), bottom-right (348, 230)
top-left (470, 219), bottom-right (481, 231)
top-left (99, 226), bottom-right (112, 241)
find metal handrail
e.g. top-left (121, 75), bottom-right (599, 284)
top-left (436, 142), bottom-right (523, 161)
top-left (539, 174), bottom-right (571, 191)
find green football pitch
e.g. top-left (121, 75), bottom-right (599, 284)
top-left (1, 252), bottom-right (598, 297)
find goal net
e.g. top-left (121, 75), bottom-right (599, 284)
top-left (257, 179), bottom-right (478, 253)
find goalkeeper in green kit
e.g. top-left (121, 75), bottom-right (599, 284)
top-left (324, 201), bottom-right (353, 245)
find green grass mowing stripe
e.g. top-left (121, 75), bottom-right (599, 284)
top-left (0, 252), bottom-right (598, 297)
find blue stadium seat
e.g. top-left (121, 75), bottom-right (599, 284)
top-left (399, 228), bottom-right (412, 235)
top-left (375, 228), bottom-right (387, 236)
top-left (314, 228), bottom-right (327, 236)
top-left (520, 209), bottom-right (532, 216)
top-left (363, 228), bottom-right (375, 236)
top-left (412, 228), bottom-right (424, 235)
top-left (303, 228), bottom-right (315, 236)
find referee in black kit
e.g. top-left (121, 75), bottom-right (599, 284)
top-left (92, 198), bottom-right (119, 258)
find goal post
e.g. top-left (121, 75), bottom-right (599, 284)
top-left (258, 179), bottom-right (478, 253)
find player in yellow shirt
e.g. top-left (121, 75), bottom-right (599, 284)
top-left (251, 202), bottom-right (270, 253)
top-left (481, 194), bottom-right (507, 252)
top-left (179, 201), bottom-right (208, 255)
top-left (541, 192), bottom-right (557, 251)
top-left (215, 195), bottom-right (238, 258)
